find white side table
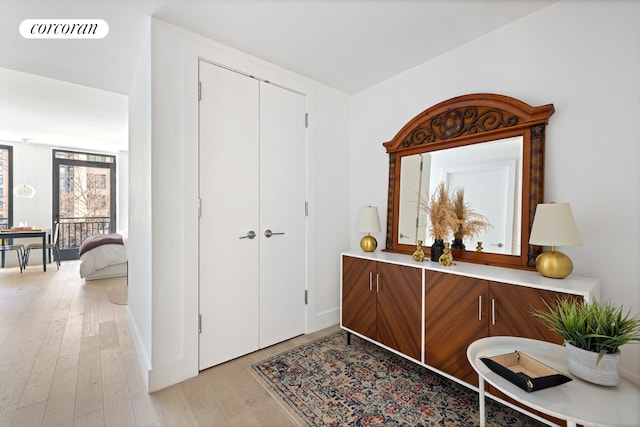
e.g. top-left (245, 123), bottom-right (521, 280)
top-left (467, 336), bottom-right (640, 427)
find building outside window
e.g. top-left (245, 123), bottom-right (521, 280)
top-left (53, 149), bottom-right (116, 259)
top-left (0, 146), bottom-right (12, 230)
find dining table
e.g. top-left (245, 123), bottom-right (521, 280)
top-left (0, 229), bottom-right (48, 272)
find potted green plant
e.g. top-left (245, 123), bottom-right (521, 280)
top-left (532, 297), bottom-right (640, 386)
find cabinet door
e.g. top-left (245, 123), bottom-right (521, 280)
top-left (376, 263), bottom-right (422, 360)
top-left (342, 256), bottom-right (376, 340)
top-left (425, 271), bottom-right (488, 385)
top-left (488, 283), bottom-right (577, 426)
top-left (489, 282), bottom-right (581, 344)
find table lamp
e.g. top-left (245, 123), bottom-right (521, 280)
top-left (358, 206), bottom-right (381, 252)
top-left (529, 202), bottom-right (582, 279)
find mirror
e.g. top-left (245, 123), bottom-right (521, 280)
top-left (398, 136), bottom-right (523, 255)
top-left (384, 94), bottom-right (554, 268)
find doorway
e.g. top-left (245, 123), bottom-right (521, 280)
top-left (53, 150), bottom-right (116, 260)
top-left (198, 60), bottom-right (307, 370)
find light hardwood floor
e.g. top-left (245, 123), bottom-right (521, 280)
top-left (0, 260), bottom-right (336, 426)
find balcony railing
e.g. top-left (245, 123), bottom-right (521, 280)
top-left (1, 217), bottom-right (111, 251)
top-left (59, 216), bottom-right (112, 250)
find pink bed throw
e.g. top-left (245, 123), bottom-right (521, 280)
top-left (79, 233), bottom-right (123, 257)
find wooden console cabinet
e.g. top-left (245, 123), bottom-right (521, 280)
top-left (341, 251), bottom-right (599, 390)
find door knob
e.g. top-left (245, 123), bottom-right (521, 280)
top-left (264, 229), bottom-right (285, 238)
top-left (239, 230), bottom-right (256, 239)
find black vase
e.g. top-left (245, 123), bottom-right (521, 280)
top-left (451, 238), bottom-right (466, 250)
top-left (430, 239), bottom-right (445, 262)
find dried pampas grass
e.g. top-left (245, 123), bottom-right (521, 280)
top-left (451, 187), bottom-right (491, 241)
top-left (427, 182), bottom-right (459, 241)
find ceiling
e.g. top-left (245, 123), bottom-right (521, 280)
top-left (0, 0), bottom-right (554, 152)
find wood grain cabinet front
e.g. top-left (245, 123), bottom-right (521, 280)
top-left (424, 271), bottom-right (489, 385)
top-left (488, 281), bottom-right (581, 342)
top-left (424, 270), bottom-right (582, 386)
top-left (342, 255), bottom-right (422, 360)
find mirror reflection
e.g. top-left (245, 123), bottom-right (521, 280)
top-left (397, 136), bottom-right (523, 255)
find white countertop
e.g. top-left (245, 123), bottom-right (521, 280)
top-left (342, 250), bottom-right (600, 300)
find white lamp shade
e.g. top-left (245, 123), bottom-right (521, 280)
top-left (529, 203), bottom-right (581, 247)
top-left (358, 206), bottom-right (381, 233)
top-left (13, 184), bottom-right (36, 199)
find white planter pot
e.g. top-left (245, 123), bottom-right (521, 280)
top-left (566, 343), bottom-right (620, 386)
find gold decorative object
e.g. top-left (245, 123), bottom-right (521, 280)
top-left (360, 235), bottom-right (377, 252)
top-left (534, 251), bottom-right (574, 279)
top-left (476, 242), bottom-right (484, 252)
top-left (438, 242), bottom-right (455, 266)
top-left (412, 240), bottom-right (425, 262)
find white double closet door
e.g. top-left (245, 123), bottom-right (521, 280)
top-left (198, 60), bottom-right (306, 370)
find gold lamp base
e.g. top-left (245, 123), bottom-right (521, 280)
top-left (360, 234), bottom-right (378, 252)
top-left (535, 249), bottom-right (573, 279)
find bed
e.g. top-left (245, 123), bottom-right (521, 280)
top-left (79, 233), bottom-right (128, 280)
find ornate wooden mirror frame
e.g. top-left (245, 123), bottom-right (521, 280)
top-left (384, 93), bottom-right (555, 268)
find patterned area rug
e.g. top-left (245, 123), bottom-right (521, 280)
top-left (252, 331), bottom-right (546, 426)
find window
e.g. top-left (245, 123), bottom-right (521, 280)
top-left (0, 145), bottom-right (12, 230)
top-left (53, 149), bottom-right (116, 259)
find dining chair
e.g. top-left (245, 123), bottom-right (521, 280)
top-left (24, 223), bottom-right (61, 270)
top-left (0, 238), bottom-right (25, 273)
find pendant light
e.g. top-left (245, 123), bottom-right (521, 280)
top-left (12, 138), bottom-right (36, 198)
top-left (13, 183), bottom-right (36, 198)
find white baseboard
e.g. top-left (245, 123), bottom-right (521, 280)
top-left (127, 304), bottom-right (341, 393)
top-left (148, 357), bottom-right (198, 393)
top-left (126, 307), bottom-right (151, 393)
top-left (309, 306), bottom-right (339, 333)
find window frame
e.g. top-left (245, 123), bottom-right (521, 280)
top-left (0, 145), bottom-right (13, 230)
top-left (52, 148), bottom-right (116, 259)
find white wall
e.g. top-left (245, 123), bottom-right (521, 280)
top-left (311, 90), bottom-right (350, 321)
top-left (350, 1), bottom-right (640, 382)
top-left (127, 18), bottom-right (153, 390)
top-left (134, 19), bottom-right (350, 392)
top-left (10, 143), bottom-right (51, 229)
